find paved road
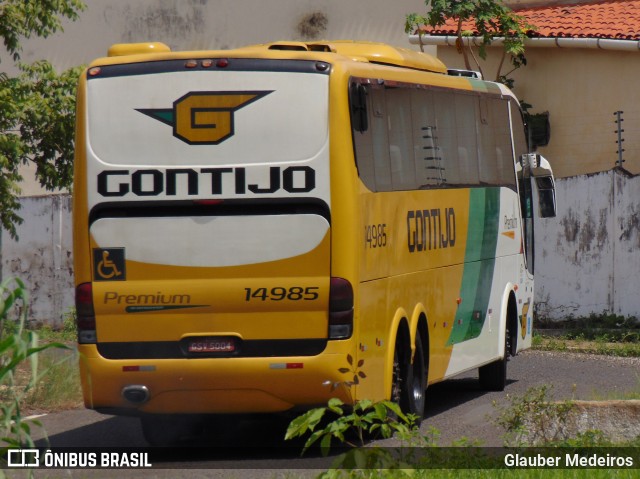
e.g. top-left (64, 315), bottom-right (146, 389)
top-left (25, 350), bottom-right (640, 477)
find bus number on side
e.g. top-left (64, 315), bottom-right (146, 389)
top-left (244, 287), bottom-right (320, 302)
top-left (365, 224), bottom-right (387, 248)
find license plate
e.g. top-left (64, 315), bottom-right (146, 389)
top-left (187, 337), bottom-right (235, 353)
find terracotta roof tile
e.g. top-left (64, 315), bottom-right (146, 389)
top-left (419, 0), bottom-right (640, 40)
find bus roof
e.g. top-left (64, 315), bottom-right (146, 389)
top-left (100, 40), bottom-right (448, 74)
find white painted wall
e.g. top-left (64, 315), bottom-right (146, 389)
top-left (1, 195), bottom-right (73, 326)
top-left (535, 169), bottom-right (640, 320)
top-left (3, 0), bottom-right (430, 74)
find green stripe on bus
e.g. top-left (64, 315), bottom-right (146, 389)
top-left (447, 188), bottom-right (500, 345)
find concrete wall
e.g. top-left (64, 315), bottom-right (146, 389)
top-left (3, 0), bottom-right (430, 74)
top-left (1, 195), bottom-right (73, 327)
top-left (535, 169), bottom-right (640, 320)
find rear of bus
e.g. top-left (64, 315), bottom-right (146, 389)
top-left (73, 43), bottom-right (354, 420)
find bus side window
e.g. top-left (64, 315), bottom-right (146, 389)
top-left (386, 88), bottom-right (417, 190)
top-left (371, 88), bottom-right (392, 191)
top-left (351, 83), bottom-right (376, 190)
top-left (350, 83), bottom-right (369, 133)
top-left (454, 93), bottom-right (479, 186)
top-left (351, 83), bottom-right (393, 192)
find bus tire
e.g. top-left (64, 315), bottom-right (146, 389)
top-left (407, 334), bottom-right (426, 421)
top-left (478, 322), bottom-right (509, 391)
top-left (392, 333), bottom-right (426, 421)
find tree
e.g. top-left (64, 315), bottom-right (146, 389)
top-left (0, 0), bottom-right (85, 238)
top-left (0, 0), bottom-right (85, 61)
top-left (405, 0), bottom-right (532, 85)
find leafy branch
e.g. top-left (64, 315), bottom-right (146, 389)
top-left (0, 61), bottom-right (83, 238)
top-left (406, 0), bottom-right (534, 84)
top-left (0, 277), bottom-right (70, 450)
top-left (285, 398), bottom-right (418, 457)
top-left (0, 0), bottom-right (86, 238)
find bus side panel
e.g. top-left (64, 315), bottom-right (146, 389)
top-left (354, 186), bottom-right (530, 396)
top-left (355, 264), bottom-right (467, 400)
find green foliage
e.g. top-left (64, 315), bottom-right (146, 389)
top-left (0, 61), bottom-right (83, 238)
top-left (37, 307), bottom-right (77, 343)
top-left (289, 387), bottom-right (640, 478)
top-left (0, 0), bottom-right (86, 238)
top-left (0, 277), bottom-right (70, 450)
top-left (22, 345), bottom-right (81, 412)
top-left (405, 0), bottom-right (533, 83)
top-left (285, 398), bottom-right (418, 456)
top-left (534, 313), bottom-right (640, 357)
top-left (494, 385), bottom-right (576, 446)
top-left (537, 313), bottom-right (640, 340)
top-left (286, 396), bottom-right (508, 476)
top-left (0, 0), bottom-right (85, 62)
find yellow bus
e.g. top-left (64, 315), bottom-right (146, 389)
top-left (73, 40), bottom-right (556, 445)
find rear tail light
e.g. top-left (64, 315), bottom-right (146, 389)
top-left (76, 282), bottom-right (96, 344)
top-left (329, 277), bottom-right (353, 339)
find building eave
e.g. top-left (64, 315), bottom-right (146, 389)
top-left (408, 34), bottom-right (640, 52)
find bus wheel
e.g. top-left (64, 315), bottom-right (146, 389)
top-left (391, 334), bottom-right (426, 421)
top-left (478, 322), bottom-right (509, 391)
top-left (407, 334), bottom-right (426, 421)
top-left (140, 414), bottom-right (201, 446)
top-left (391, 347), bottom-right (403, 406)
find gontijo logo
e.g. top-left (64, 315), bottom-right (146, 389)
top-left (136, 91), bottom-right (272, 145)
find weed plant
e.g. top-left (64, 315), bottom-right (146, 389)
top-left (536, 313), bottom-right (640, 343)
top-left (0, 277), bottom-right (70, 451)
top-left (35, 308), bottom-right (77, 343)
top-left (286, 384), bottom-right (640, 478)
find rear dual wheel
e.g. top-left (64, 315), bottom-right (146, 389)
top-left (391, 333), bottom-right (426, 421)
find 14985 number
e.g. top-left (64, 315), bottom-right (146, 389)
top-left (365, 223), bottom-right (387, 248)
top-left (244, 287), bottom-right (319, 301)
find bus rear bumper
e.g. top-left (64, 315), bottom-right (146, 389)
top-left (78, 343), bottom-right (355, 415)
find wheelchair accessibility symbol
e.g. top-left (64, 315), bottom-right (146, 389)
top-left (93, 248), bottom-right (126, 281)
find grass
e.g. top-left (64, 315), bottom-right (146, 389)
top-left (532, 334), bottom-right (640, 357)
top-left (25, 311), bottom-right (83, 414)
top-left (21, 346), bottom-right (83, 414)
top-left (0, 309), bottom-right (82, 416)
top-left (532, 313), bottom-right (640, 357)
top-left (0, 342), bottom-right (82, 416)
top-left (33, 308), bottom-right (78, 343)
